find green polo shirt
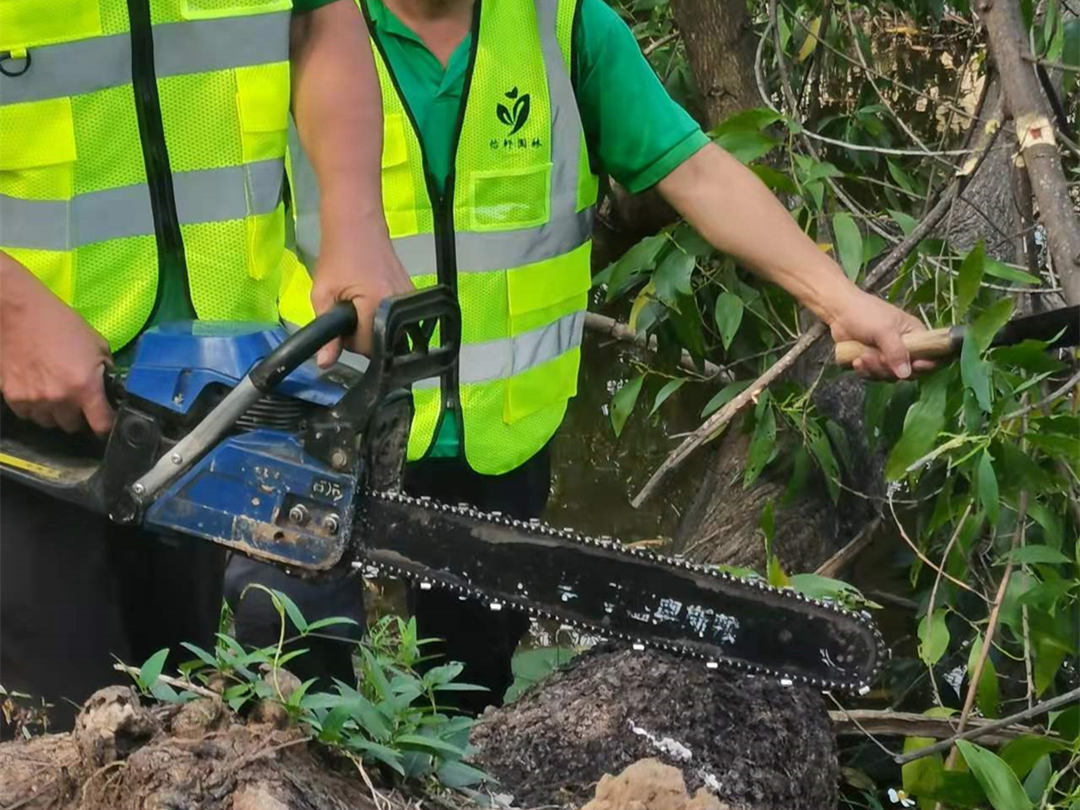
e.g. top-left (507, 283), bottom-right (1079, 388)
top-left (363, 0), bottom-right (708, 456)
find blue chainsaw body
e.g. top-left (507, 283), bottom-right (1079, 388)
top-left (128, 322), bottom-right (360, 570)
top-left (0, 289), bottom-right (458, 574)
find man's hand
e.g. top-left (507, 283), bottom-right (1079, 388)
top-left (1, 256), bottom-right (115, 435)
top-left (824, 288), bottom-right (932, 380)
top-left (311, 243), bottom-right (415, 366)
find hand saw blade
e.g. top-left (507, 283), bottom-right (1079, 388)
top-left (355, 489), bottom-right (886, 694)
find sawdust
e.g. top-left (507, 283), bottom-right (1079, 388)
top-left (580, 759), bottom-right (733, 810)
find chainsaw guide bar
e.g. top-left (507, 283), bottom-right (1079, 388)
top-left (357, 489), bottom-right (887, 695)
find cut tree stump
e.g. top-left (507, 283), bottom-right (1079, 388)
top-left (470, 646), bottom-right (840, 810)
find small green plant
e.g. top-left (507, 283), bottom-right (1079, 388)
top-left (126, 587), bottom-right (490, 790)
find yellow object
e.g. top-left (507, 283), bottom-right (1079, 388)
top-left (0, 0), bottom-right (302, 351)
top-left (0, 451), bottom-right (63, 480)
top-left (289, 0), bottom-right (599, 475)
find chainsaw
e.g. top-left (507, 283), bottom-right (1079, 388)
top-left (0, 288), bottom-right (885, 694)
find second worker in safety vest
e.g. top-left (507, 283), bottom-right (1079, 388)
top-left (0, 0), bottom-right (412, 732)
top-left (227, 0), bottom-right (932, 711)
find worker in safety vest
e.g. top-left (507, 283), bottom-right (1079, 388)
top-left (0, 0), bottom-right (411, 732)
top-left (227, 0), bottom-right (930, 712)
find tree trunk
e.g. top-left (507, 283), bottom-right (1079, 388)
top-left (471, 647), bottom-right (840, 810)
top-left (979, 0), bottom-right (1080, 305)
top-left (941, 78), bottom-right (1019, 262)
top-left (671, 0), bottom-right (761, 128)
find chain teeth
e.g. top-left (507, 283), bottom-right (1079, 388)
top-left (363, 488), bottom-right (886, 694)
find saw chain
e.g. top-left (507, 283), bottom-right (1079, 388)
top-left (355, 488), bottom-right (887, 695)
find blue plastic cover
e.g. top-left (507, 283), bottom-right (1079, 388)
top-left (124, 321), bottom-right (347, 414)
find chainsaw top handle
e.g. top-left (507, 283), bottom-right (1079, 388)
top-left (249, 300), bottom-right (358, 392)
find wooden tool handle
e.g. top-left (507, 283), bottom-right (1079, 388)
top-left (834, 327), bottom-right (956, 366)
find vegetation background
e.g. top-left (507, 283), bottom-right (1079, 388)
top-left (557, 0), bottom-right (1079, 807)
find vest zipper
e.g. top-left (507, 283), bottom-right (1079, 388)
top-left (126, 0), bottom-right (189, 330)
top-left (364, 0), bottom-right (482, 461)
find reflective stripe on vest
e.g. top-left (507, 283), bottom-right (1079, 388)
top-left (0, 160), bottom-right (283, 249)
top-left (288, 0), bottom-right (599, 476)
top-left (0, 1), bottom-right (297, 351)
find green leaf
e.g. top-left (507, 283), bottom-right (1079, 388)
top-left (885, 370), bottom-right (949, 479)
top-left (601, 234), bottom-right (665, 298)
top-left (1023, 755), bottom-right (1051, 804)
top-left (889, 209), bottom-right (918, 236)
top-left (709, 108), bottom-right (783, 137)
top-left (970, 297), bottom-right (1015, 351)
top-left (436, 760), bottom-right (490, 789)
top-left (654, 249), bottom-right (695, 306)
top-left (832, 212), bottom-right (863, 280)
top-left (758, 500), bottom-right (775, 546)
top-left (809, 427), bottom-right (841, 502)
top-left (396, 733), bottom-right (468, 757)
top-left (917, 610), bottom-right (949, 665)
top-left (956, 241), bottom-right (986, 318)
top-left (650, 378), bottom-right (686, 416)
top-left (1003, 545), bottom-right (1071, 565)
top-left (956, 740), bottom-right (1034, 810)
top-left (766, 554), bottom-right (789, 588)
top-left (273, 590), bottom-right (309, 634)
top-left (610, 374), bottom-right (644, 438)
top-left (713, 129), bottom-right (779, 164)
top-left (975, 451), bottom-right (999, 526)
top-left (138, 648), bottom-right (170, 690)
top-left (743, 405), bottom-right (777, 488)
top-left (984, 258), bottom-right (1041, 286)
top-left (701, 380), bottom-right (753, 418)
top-left (714, 292), bottom-right (744, 351)
top-left (788, 574), bottom-right (862, 603)
top-left (999, 735), bottom-right (1069, 780)
top-left (960, 331), bottom-right (992, 412)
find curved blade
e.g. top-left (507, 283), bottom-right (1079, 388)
top-left (992, 305), bottom-right (1080, 348)
top-left (356, 490), bottom-right (886, 694)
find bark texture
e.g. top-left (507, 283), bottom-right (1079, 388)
top-left (980, 0), bottom-right (1080, 304)
top-left (671, 0), bottom-right (761, 127)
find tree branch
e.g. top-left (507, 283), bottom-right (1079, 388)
top-left (979, 0), bottom-right (1080, 304)
top-left (630, 9), bottom-right (1006, 507)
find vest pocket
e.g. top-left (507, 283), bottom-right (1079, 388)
top-left (0, 98), bottom-right (77, 306)
top-left (469, 163), bottom-right (551, 232)
top-left (0, 0), bottom-right (101, 52)
top-left (503, 243), bottom-right (591, 424)
top-left (381, 112), bottom-right (419, 237)
top-left (180, 0), bottom-right (290, 20)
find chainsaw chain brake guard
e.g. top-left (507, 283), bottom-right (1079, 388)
top-left (303, 287), bottom-right (461, 480)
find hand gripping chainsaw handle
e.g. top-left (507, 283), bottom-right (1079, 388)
top-left (0, 287), bottom-right (461, 531)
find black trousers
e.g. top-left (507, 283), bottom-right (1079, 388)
top-left (225, 446), bottom-right (550, 713)
top-left (0, 480), bottom-right (225, 735)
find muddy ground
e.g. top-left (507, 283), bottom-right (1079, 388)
top-left (0, 650), bottom-right (837, 810)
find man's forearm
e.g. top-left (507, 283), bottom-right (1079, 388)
top-left (290, 1), bottom-right (388, 256)
top-left (657, 143), bottom-right (857, 324)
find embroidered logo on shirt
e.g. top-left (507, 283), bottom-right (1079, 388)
top-left (496, 87), bottom-right (531, 135)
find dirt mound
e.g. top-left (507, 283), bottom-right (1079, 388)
top-left (581, 759), bottom-right (733, 810)
top-left (0, 686), bottom-right (382, 810)
top-left (470, 646), bottom-right (838, 810)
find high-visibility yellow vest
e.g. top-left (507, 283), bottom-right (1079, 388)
top-left (0, 0), bottom-right (307, 351)
top-left (288, 0), bottom-right (600, 476)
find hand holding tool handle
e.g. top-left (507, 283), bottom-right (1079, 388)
top-left (834, 328), bottom-right (959, 366)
